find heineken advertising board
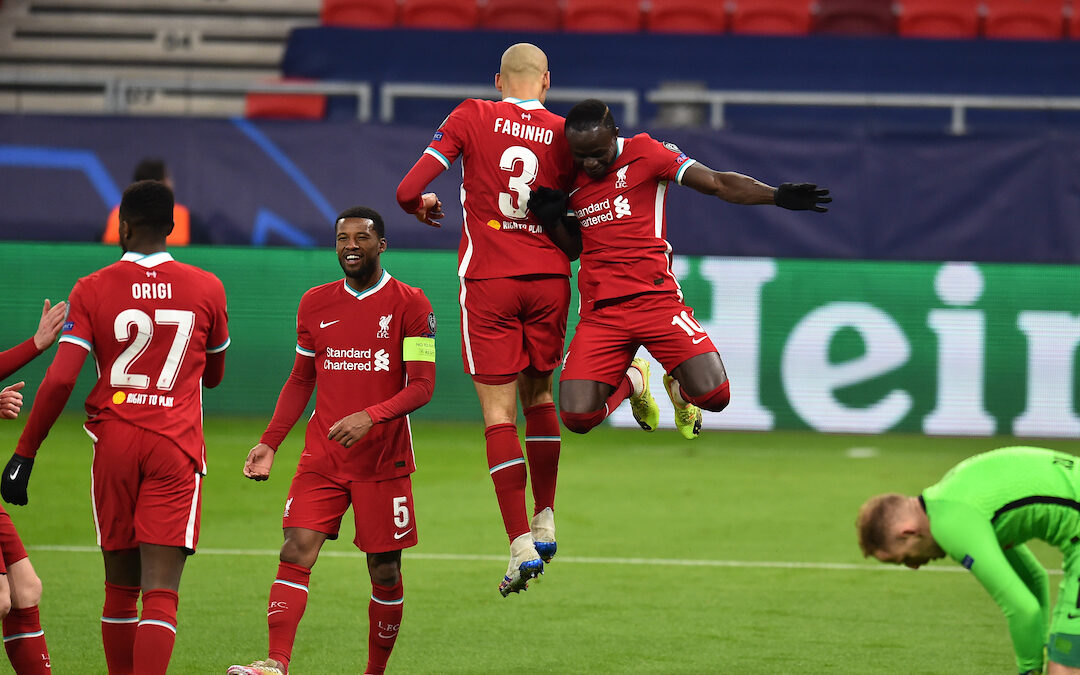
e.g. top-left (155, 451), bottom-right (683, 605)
top-left (0, 244), bottom-right (1076, 437)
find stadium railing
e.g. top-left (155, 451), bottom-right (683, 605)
top-left (646, 86), bottom-right (1080, 135)
top-left (378, 82), bottom-right (640, 126)
top-left (0, 70), bottom-right (372, 119)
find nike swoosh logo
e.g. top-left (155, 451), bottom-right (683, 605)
top-left (320, 320), bottom-right (340, 328)
top-left (393, 528), bottom-right (413, 540)
top-left (7, 466), bottom-right (19, 481)
top-left (691, 336), bottom-right (707, 345)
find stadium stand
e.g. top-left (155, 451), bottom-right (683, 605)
top-left (729, 0), bottom-right (813, 35)
top-left (1072, 2), bottom-right (1080, 37)
top-left (645, 0), bottom-right (728, 34)
top-left (399, 0), bottom-right (480, 29)
top-left (480, 0), bottom-right (560, 31)
top-left (983, 0), bottom-right (1066, 39)
top-left (320, 0), bottom-right (398, 28)
top-left (562, 0), bottom-right (644, 32)
top-left (896, 0), bottom-right (980, 38)
top-left (814, 0), bottom-right (895, 36)
top-left (0, 0), bottom-right (319, 114)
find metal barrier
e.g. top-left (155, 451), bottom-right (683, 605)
top-left (379, 82), bottom-right (640, 126)
top-left (645, 88), bottom-right (1080, 135)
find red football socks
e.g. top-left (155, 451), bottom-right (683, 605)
top-left (523, 403), bottom-right (560, 514)
top-left (101, 582), bottom-right (140, 675)
top-left (365, 577), bottom-right (404, 675)
top-left (132, 588), bottom-right (177, 675)
top-left (3, 605), bottom-right (51, 675)
top-left (485, 423), bottom-right (530, 541)
top-left (267, 561), bottom-right (311, 671)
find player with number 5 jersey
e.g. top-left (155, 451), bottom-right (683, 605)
top-left (228, 206), bottom-right (436, 675)
top-left (2, 180), bottom-right (229, 675)
top-left (396, 43), bottom-right (573, 597)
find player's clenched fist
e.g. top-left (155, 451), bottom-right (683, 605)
top-left (327, 411), bottom-right (374, 448)
top-left (243, 442), bottom-right (275, 481)
top-left (0, 381), bottom-right (25, 420)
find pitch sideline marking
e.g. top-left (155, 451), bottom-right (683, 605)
top-left (30, 544), bottom-right (1060, 574)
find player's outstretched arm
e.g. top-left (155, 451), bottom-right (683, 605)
top-left (397, 154), bottom-right (447, 228)
top-left (681, 163), bottom-right (831, 212)
top-left (242, 442), bottom-right (275, 481)
top-left (33, 299), bottom-right (67, 351)
top-left (0, 382), bottom-right (24, 420)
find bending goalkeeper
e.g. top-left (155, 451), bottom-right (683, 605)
top-left (858, 446), bottom-right (1080, 675)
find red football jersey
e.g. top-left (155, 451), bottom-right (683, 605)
top-left (425, 97), bottom-right (574, 280)
top-left (58, 252), bottom-right (230, 470)
top-left (295, 272), bottom-right (434, 482)
top-left (567, 133), bottom-right (697, 313)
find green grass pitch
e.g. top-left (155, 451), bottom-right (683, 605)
top-left (0, 415), bottom-right (1077, 674)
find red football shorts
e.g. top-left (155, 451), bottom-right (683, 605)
top-left (561, 292), bottom-right (718, 387)
top-left (88, 421), bottom-right (203, 553)
top-left (459, 275), bottom-right (570, 378)
top-left (282, 470), bottom-right (418, 553)
top-left (0, 505), bottom-right (28, 573)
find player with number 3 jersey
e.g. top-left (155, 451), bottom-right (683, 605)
top-left (396, 43), bottom-right (573, 596)
top-left (2, 180), bottom-right (229, 675)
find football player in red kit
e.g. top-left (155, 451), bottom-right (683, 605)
top-left (533, 99), bottom-right (829, 440)
top-left (228, 207), bottom-right (436, 675)
top-left (2, 180), bottom-right (230, 675)
top-left (396, 43), bottom-right (574, 596)
top-left (0, 298), bottom-right (66, 675)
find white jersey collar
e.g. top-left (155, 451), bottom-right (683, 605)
top-left (503, 97), bottom-right (546, 111)
top-left (121, 251), bottom-right (174, 268)
top-left (343, 269), bottom-right (392, 301)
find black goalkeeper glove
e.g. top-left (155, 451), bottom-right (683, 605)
top-left (774, 182), bottom-right (831, 212)
top-left (527, 186), bottom-right (569, 228)
top-left (1, 454), bottom-right (33, 506)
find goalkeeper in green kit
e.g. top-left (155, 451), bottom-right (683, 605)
top-left (857, 446), bottom-right (1080, 675)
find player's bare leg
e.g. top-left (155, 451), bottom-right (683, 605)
top-left (1047, 663), bottom-right (1080, 674)
top-left (473, 380), bottom-right (543, 595)
top-left (666, 352), bottom-right (731, 439)
top-left (517, 371), bottom-right (559, 562)
top-left (559, 372), bottom-right (642, 435)
top-left (365, 551), bottom-right (403, 675)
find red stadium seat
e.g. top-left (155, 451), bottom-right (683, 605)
top-left (1071, 3), bottom-right (1080, 38)
top-left (646, 0), bottom-right (727, 34)
top-left (480, 0), bottom-right (560, 30)
top-left (244, 81), bottom-right (327, 120)
top-left (896, 0), bottom-right (979, 38)
top-left (320, 0), bottom-right (398, 28)
top-left (400, 0), bottom-right (480, 29)
top-left (984, 0), bottom-right (1065, 39)
top-left (563, 0), bottom-right (644, 32)
top-left (814, 0), bottom-right (895, 36)
top-left (730, 0), bottom-right (812, 35)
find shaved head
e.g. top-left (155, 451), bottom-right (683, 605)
top-left (499, 43), bottom-right (548, 83)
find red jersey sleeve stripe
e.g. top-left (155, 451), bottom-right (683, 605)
top-left (674, 159), bottom-right (697, 185)
top-left (423, 147), bottom-right (451, 170)
top-left (58, 335), bottom-right (92, 352)
top-left (207, 337), bottom-right (230, 354)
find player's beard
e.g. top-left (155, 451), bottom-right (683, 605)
top-left (341, 256), bottom-right (377, 284)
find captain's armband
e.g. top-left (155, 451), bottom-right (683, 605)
top-left (402, 336), bottom-right (435, 362)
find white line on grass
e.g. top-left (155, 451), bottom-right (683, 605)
top-left (31, 544), bottom-right (1052, 574)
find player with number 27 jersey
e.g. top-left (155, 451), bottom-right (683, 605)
top-left (16, 251), bottom-right (229, 471)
